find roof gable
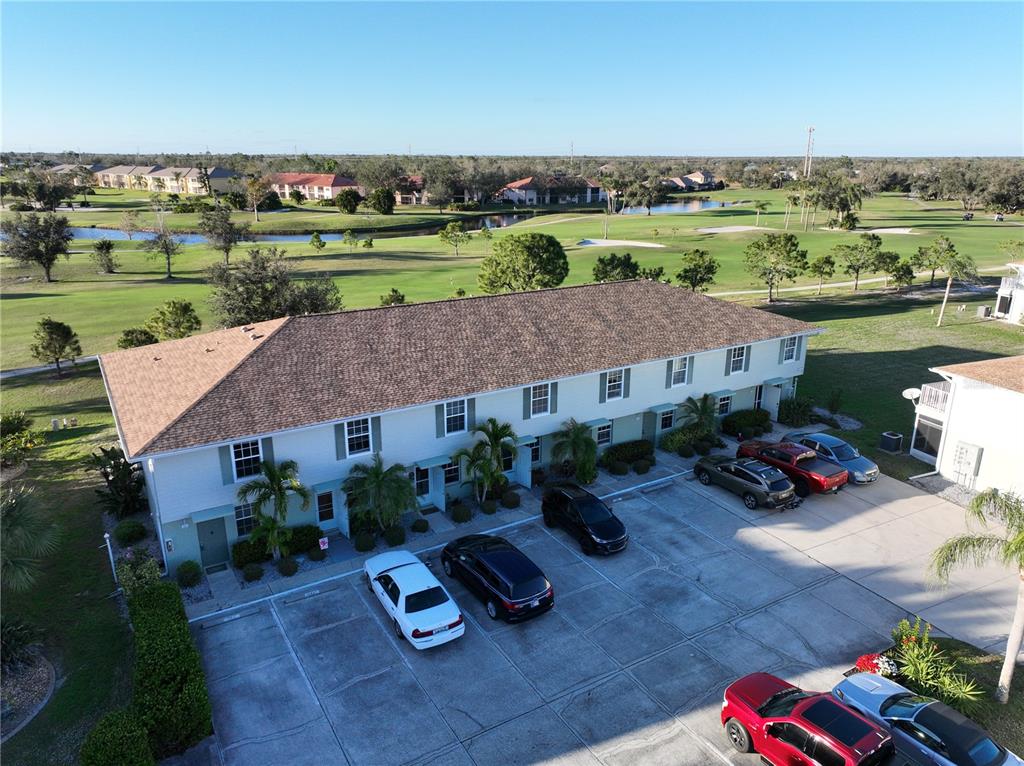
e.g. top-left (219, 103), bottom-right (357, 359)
top-left (934, 355), bottom-right (1024, 394)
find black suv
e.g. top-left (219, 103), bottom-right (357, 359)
top-left (541, 483), bottom-right (628, 555)
top-left (440, 535), bottom-right (553, 622)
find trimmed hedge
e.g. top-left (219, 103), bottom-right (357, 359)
top-left (694, 441), bottom-right (712, 456)
top-left (600, 439), bottom-right (654, 466)
top-left (609, 460), bottom-right (629, 476)
top-left (128, 583), bottom-right (211, 758)
top-left (175, 560), bottom-right (202, 588)
top-left (384, 525), bottom-right (406, 547)
top-left (411, 518), bottom-right (429, 533)
top-left (307, 546), bottom-right (327, 561)
top-left (276, 557), bottom-right (299, 577)
top-left (659, 423), bottom-right (712, 453)
top-left (633, 459), bottom-right (651, 475)
top-left (501, 490), bottom-right (521, 509)
top-left (481, 499), bottom-right (498, 515)
top-left (231, 538), bottom-right (271, 569)
top-left (243, 562), bottom-right (264, 581)
top-left (451, 504), bottom-right (472, 523)
top-left (354, 531), bottom-right (376, 552)
top-left (677, 444), bottom-right (696, 458)
top-left (720, 408), bottom-right (772, 437)
top-left (114, 519), bottom-right (148, 547)
top-left (81, 708), bottom-right (155, 766)
top-left (288, 524), bottom-right (323, 555)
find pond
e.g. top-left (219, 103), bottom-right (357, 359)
top-left (621, 199), bottom-right (734, 215)
top-left (67, 212), bottom-right (532, 245)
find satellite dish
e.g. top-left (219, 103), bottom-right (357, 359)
top-left (902, 387), bottom-right (921, 401)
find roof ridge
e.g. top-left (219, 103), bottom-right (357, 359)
top-left (129, 317), bottom-right (292, 456)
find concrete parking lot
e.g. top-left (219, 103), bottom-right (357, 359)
top-left (192, 475), bottom-right (968, 766)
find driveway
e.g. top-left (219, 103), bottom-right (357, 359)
top-left (193, 473), bottom-right (987, 766)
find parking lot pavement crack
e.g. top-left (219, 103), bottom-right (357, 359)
top-left (319, 664), bottom-right (394, 698)
top-left (206, 651), bottom-right (292, 683)
top-left (219, 717), bottom-right (336, 754)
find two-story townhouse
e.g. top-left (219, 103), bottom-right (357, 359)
top-left (99, 280), bottom-right (818, 575)
top-left (500, 176), bottom-right (606, 205)
top-left (268, 173), bottom-right (362, 202)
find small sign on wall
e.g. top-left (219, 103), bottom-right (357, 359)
top-left (319, 537), bottom-right (329, 550)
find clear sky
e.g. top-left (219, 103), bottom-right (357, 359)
top-left (2, 1), bottom-right (1021, 157)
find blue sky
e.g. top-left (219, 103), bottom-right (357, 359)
top-left (2, 2), bottom-right (1021, 156)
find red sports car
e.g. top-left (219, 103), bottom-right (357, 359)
top-left (721, 673), bottom-right (895, 766)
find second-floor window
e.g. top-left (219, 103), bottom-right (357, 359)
top-left (729, 346), bottom-right (746, 374)
top-left (346, 418), bottom-right (371, 455)
top-left (606, 369), bottom-right (624, 400)
top-left (783, 336), bottom-right (798, 362)
top-left (671, 356), bottom-right (689, 386)
top-left (445, 400), bottom-right (467, 434)
top-left (530, 384), bottom-right (550, 416)
top-left (232, 440), bottom-right (262, 480)
top-left (596, 423), bottom-right (612, 445)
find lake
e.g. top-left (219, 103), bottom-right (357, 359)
top-left (621, 199), bottom-right (734, 215)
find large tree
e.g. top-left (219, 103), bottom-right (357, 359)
top-left (356, 156), bottom-right (405, 192)
top-left (929, 236), bottom-right (977, 327)
top-left (984, 168), bottom-right (1024, 214)
top-left (478, 232), bottom-right (568, 293)
top-left (335, 188), bottom-right (361, 215)
top-left (593, 252), bottom-right (640, 282)
top-left (806, 254), bottom-right (835, 295)
top-left (675, 249), bottom-right (719, 292)
top-left (117, 327), bottom-right (159, 349)
top-left (245, 175), bottom-right (273, 223)
top-left (142, 230), bottom-right (182, 279)
top-left (742, 232), bottom-right (807, 302)
top-left (0, 212), bottom-right (73, 282)
top-left (623, 182), bottom-right (665, 215)
top-left (146, 299), bottom-right (202, 340)
top-left (366, 187), bottom-right (395, 215)
top-left (423, 157), bottom-right (461, 213)
top-left (198, 205), bottom-right (249, 264)
top-left (815, 174), bottom-right (867, 229)
top-left (29, 316), bottom-right (81, 376)
top-left (23, 171), bottom-right (74, 211)
top-left (834, 233), bottom-right (892, 291)
top-left (910, 243), bottom-right (944, 286)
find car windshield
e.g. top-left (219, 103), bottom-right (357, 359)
top-left (769, 479), bottom-right (792, 492)
top-left (404, 586), bottom-right (449, 613)
top-left (966, 738), bottom-right (1004, 766)
top-left (832, 443), bottom-right (859, 460)
top-left (758, 688), bottom-right (815, 718)
top-left (510, 575), bottom-right (549, 601)
top-left (576, 497), bottom-right (613, 524)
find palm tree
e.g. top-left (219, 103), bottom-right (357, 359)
top-left (237, 459), bottom-right (311, 560)
top-left (784, 193), bottom-right (801, 230)
top-left (453, 441), bottom-right (497, 504)
top-left (473, 417), bottom-right (518, 476)
top-left (753, 200), bottom-right (770, 227)
top-left (342, 453), bottom-right (416, 533)
top-left (930, 236), bottom-right (977, 327)
top-left (551, 418), bottom-right (597, 484)
top-left (680, 394), bottom-right (718, 436)
top-left (930, 489), bottom-right (1023, 704)
top-left (1, 485), bottom-right (59, 593)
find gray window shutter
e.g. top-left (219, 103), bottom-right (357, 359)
top-left (743, 346), bottom-right (751, 372)
top-left (796, 336), bottom-right (804, 360)
top-left (435, 404), bottom-right (445, 438)
top-left (371, 416), bottom-right (381, 453)
top-left (778, 339), bottom-right (787, 364)
top-left (550, 382), bottom-right (558, 414)
top-left (665, 360), bottom-right (674, 389)
top-left (687, 356), bottom-right (694, 385)
top-left (218, 445), bottom-right (234, 484)
top-left (724, 348), bottom-right (732, 376)
top-left (599, 373), bottom-right (608, 403)
top-left (523, 388), bottom-right (532, 420)
top-left (260, 437), bottom-right (275, 466)
top-left (334, 423), bottom-right (347, 460)
top-left (623, 368), bottom-right (631, 398)
top-left (466, 398), bottom-right (476, 430)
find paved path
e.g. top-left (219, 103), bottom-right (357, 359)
top-left (0, 356), bottom-right (99, 379)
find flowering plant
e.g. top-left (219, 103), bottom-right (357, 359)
top-left (854, 653), bottom-right (898, 677)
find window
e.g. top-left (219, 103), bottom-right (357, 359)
top-left (729, 346), bottom-right (746, 374)
top-left (596, 424), bottom-right (612, 445)
top-left (414, 467), bottom-right (430, 497)
top-left (444, 399), bottom-right (467, 434)
top-left (754, 384), bottom-right (763, 410)
top-left (530, 441), bottom-right (541, 463)
top-left (232, 440), bottom-right (262, 480)
top-left (660, 411), bottom-right (674, 430)
top-left (913, 416), bottom-right (943, 458)
top-left (783, 336), bottom-right (798, 362)
top-left (671, 356), bottom-right (689, 386)
top-left (234, 502), bottom-right (256, 535)
top-left (317, 492), bottom-right (334, 523)
top-left (443, 461), bottom-right (460, 485)
top-left (717, 395), bottom-right (732, 415)
top-left (346, 418), bottom-right (372, 455)
top-left (501, 450), bottom-right (514, 472)
top-left (606, 369), bottom-right (624, 400)
top-left (530, 384), bottom-right (550, 416)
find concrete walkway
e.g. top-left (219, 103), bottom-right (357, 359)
top-left (0, 356), bottom-right (99, 379)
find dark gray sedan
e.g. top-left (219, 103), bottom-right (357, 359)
top-left (783, 431), bottom-right (880, 484)
top-left (694, 455), bottom-right (800, 510)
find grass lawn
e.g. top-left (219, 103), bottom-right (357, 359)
top-left (769, 291), bottom-right (1024, 479)
top-left (1, 362), bottom-right (132, 766)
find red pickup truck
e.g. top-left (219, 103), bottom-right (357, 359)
top-left (736, 441), bottom-right (848, 497)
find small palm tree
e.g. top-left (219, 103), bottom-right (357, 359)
top-left (1, 485), bottom-right (59, 593)
top-left (473, 417), bottom-right (518, 476)
top-left (930, 489), bottom-right (1023, 704)
top-left (552, 418), bottom-right (598, 484)
top-left (785, 193), bottom-right (801, 229)
top-left (453, 441), bottom-right (497, 504)
top-left (680, 394), bottom-right (718, 436)
top-left (237, 459), bottom-right (311, 560)
top-left (753, 200), bottom-right (770, 227)
top-left (342, 453), bottom-right (417, 533)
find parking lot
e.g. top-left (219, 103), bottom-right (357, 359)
top-left (192, 475), bottom-right (947, 766)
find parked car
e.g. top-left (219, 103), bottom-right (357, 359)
top-left (833, 673), bottom-right (1023, 766)
top-left (783, 432), bottom-right (880, 484)
top-left (441, 534), bottom-right (553, 622)
top-left (721, 672), bottom-right (896, 766)
top-left (736, 440), bottom-right (849, 497)
top-left (694, 455), bottom-right (801, 510)
top-left (541, 483), bottom-right (628, 555)
top-left (364, 550), bottom-right (464, 650)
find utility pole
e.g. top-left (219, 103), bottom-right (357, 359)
top-left (802, 127), bottom-right (815, 179)
top-left (570, 141), bottom-right (574, 174)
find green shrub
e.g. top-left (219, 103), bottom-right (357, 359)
top-left (411, 518), bottom-right (429, 533)
top-left (175, 560), bottom-right (202, 588)
top-left (354, 531), bottom-right (376, 551)
top-left (1, 430), bottom-right (43, 467)
top-left (1, 616), bottom-right (38, 670)
top-left (116, 551), bottom-right (162, 598)
top-left (0, 411), bottom-right (32, 436)
top-left (307, 545), bottom-right (327, 561)
top-left (531, 467), bottom-right (547, 486)
top-left (633, 459), bottom-right (651, 475)
top-left (601, 439), bottom-right (654, 466)
top-left (659, 423), bottom-right (711, 453)
top-left (8, 202), bottom-right (33, 212)
top-left (242, 562), bottom-right (264, 581)
top-left (276, 557), bottom-right (299, 577)
top-left (383, 525), bottom-right (406, 546)
top-left (677, 444), bottom-right (695, 458)
top-left (892, 616), bottom-right (926, 647)
top-left (694, 441), bottom-right (712, 456)
top-left (114, 519), bottom-right (148, 547)
top-left (609, 460), bottom-right (629, 476)
top-left (500, 490), bottom-right (521, 509)
top-left (481, 499), bottom-right (497, 514)
top-left (450, 201), bottom-right (481, 211)
top-left (720, 408), bottom-right (772, 437)
top-left (714, 436), bottom-right (726, 448)
top-left (288, 524), bottom-right (323, 555)
top-left (128, 583), bottom-right (211, 757)
top-left (231, 538), bottom-right (271, 569)
top-left (827, 387), bottom-right (844, 415)
top-left (777, 396), bottom-right (814, 427)
top-left (81, 708), bottom-right (155, 766)
top-left (451, 504), bottom-right (472, 523)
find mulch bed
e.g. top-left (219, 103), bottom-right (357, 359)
top-left (0, 655), bottom-right (55, 743)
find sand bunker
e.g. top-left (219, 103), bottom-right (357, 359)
top-left (576, 239), bottom-right (666, 248)
top-left (694, 225), bottom-right (768, 234)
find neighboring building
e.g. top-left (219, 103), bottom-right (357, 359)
top-left (50, 163), bottom-right (107, 184)
top-left (95, 165), bottom-right (237, 194)
top-left (97, 165), bottom-right (163, 190)
top-left (394, 175), bottom-right (478, 206)
top-left (500, 175), bottom-right (606, 205)
top-left (908, 355), bottom-right (1024, 495)
top-left (99, 280), bottom-right (818, 575)
top-left (665, 170), bottom-right (717, 192)
top-left (269, 173), bottom-right (361, 202)
top-left (993, 263), bottom-right (1024, 324)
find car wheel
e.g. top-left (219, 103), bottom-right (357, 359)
top-left (442, 557), bottom-right (453, 577)
top-left (742, 492), bottom-right (758, 510)
top-left (543, 511), bottom-right (555, 528)
top-left (393, 619), bottom-right (404, 641)
top-left (364, 573), bottom-right (372, 592)
top-left (697, 468), bottom-right (711, 485)
top-left (581, 538), bottom-right (595, 556)
top-left (724, 718), bottom-right (754, 753)
top-left (486, 599), bottom-right (501, 620)
top-left (794, 479), bottom-right (811, 498)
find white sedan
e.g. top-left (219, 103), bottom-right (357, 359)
top-left (364, 550), bottom-right (465, 650)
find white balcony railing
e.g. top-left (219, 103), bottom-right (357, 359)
top-left (919, 381), bottom-right (951, 414)
top-left (999, 276), bottom-right (1024, 292)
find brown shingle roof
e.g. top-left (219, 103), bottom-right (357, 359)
top-left (934, 355), bottom-right (1024, 395)
top-left (100, 281), bottom-right (817, 458)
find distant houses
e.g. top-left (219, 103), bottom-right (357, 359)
top-left (268, 172), bottom-right (362, 202)
top-left (394, 175), bottom-right (479, 206)
top-left (95, 165), bottom-right (239, 195)
top-left (50, 163), bottom-right (106, 185)
top-left (499, 175), bottom-right (606, 205)
top-left (664, 170), bottom-right (718, 192)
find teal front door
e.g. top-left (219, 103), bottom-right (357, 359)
top-left (197, 518), bottom-right (229, 570)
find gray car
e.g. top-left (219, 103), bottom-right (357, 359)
top-left (833, 673), bottom-right (1022, 766)
top-left (783, 431), bottom-right (880, 484)
top-left (694, 455), bottom-right (800, 510)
